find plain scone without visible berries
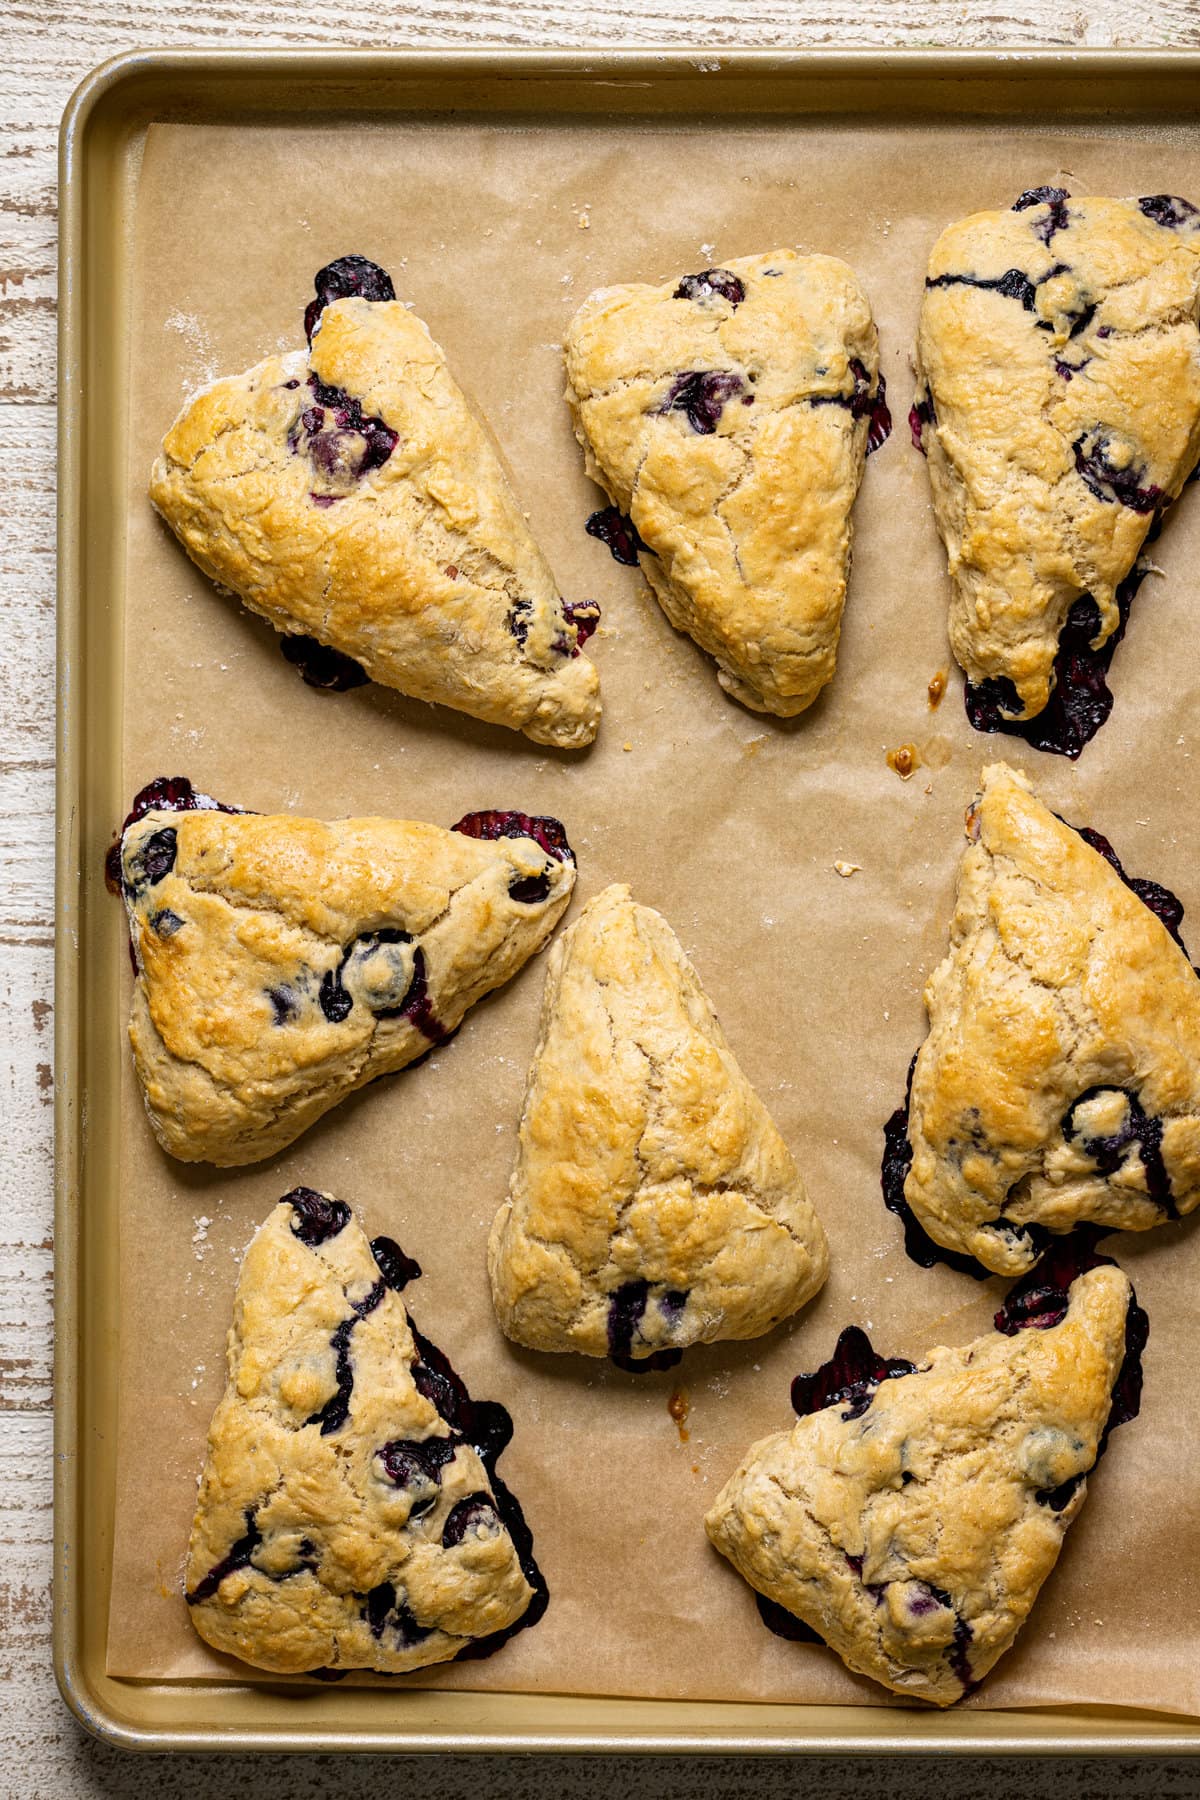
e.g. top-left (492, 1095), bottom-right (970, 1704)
top-left (150, 256), bottom-right (600, 748)
top-left (488, 883), bottom-right (829, 1365)
top-left (900, 761), bottom-right (1200, 1275)
top-left (914, 192), bottom-right (1200, 737)
top-left (185, 1190), bottom-right (539, 1675)
top-left (706, 1263), bottom-right (1139, 1706)
top-left (114, 785), bottom-right (576, 1165)
top-left (564, 250), bottom-right (887, 716)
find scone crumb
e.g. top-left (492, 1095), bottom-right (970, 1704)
top-left (622, 741), bottom-right (633, 752)
top-left (833, 860), bottom-right (862, 878)
top-left (578, 209), bottom-right (591, 230)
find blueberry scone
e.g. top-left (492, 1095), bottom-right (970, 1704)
top-left (150, 255), bottom-right (601, 748)
top-left (109, 777), bottom-right (576, 1165)
top-left (186, 1189), bottom-right (543, 1675)
top-left (564, 251), bottom-right (888, 716)
top-left (883, 761), bottom-right (1200, 1277)
top-left (706, 1243), bottom-right (1146, 1705)
top-left (914, 190), bottom-right (1200, 756)
top-left (487, 884), bottom-right (829, 1368)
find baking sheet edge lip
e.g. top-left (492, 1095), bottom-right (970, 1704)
top-left (50, 37), bottom-right (1200, 1754)
top-left (53, 42), bottom-right (1200, 107)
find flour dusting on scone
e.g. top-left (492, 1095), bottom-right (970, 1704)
top-left (894, 762), bottom-right (1200, 1275)
top-left (706, 1252), bottom-right (1145, 1706)
top-left (111, 779), bottom-right (576, 1165)
top-left (564, 251), bottom-right (887, 716)
top-left (488, 884), bottom-right (829, 1366)
top-left (915, 192), bottom-right (1200, 755)
top-left (185, 1191), bottom-right (543, 1675)
top-left (150, 255), bottom-right (601, 748)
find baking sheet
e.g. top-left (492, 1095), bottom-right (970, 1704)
top-left (104, 114), bottom-right (1200, 1714)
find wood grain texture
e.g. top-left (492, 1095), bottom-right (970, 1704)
top-left (4, 3), bottom-right (1200, 1792)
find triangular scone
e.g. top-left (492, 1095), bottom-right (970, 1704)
top-left (915, 192), bottom-right (1200, 740)
top-left (902, 762), bottom-right (1200, 1275)
top-left (186, 1190), bottom-right (541, 1675)
top-left (488, 884), bottom-right (829, 1364)
top-left (563, 251), bottom-right (886, 716)
top-left (150, 256), bottom-right (600, 748)
top-left (706, 1261), bottom-right (1140, 1705)
top-left (113, 780), bottom-right (576, 1165)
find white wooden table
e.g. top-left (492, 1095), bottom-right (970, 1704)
top-left (6, 4), bottom-right (1200, 1791)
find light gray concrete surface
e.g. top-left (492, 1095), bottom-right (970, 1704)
top-left (5, 4), bottom-right (1200, 1793)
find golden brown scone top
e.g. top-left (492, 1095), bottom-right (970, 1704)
top-left (564, 250), bottom-right (883, 716)
top-left (150, 292), bottom-right (600, 747)
top-left (117, 796), bottom-right (575, 1165)
top-left (914, 191), bottom-right (1200, 720)
top-left (488, 883), bottom-right (829, 1361)
top-left (705, 1263), bottom-right (1134, 1706)
top-left (904, 762), bottom-right (1200, 1274)
top-left (185, 1192), bottom-right (537, 1675)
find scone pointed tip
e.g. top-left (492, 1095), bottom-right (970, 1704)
top-left (707, 1258), bottom-right (1142, 1705)
top-left (489, 881), bottom-right (828, 1365)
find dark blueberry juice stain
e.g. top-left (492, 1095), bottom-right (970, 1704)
top-left (658, 369), bottom-right (746, 434)
top-left (187, 1223), bottom-right (547, 1663)
top-left (560, 597), bottom-right (601, 652)
top-left (755, 1591), bottom-right (826, 1645)
top-left (586, 505), bottom-right (647, 566)
top-left (881, 1056), bottom-right (1001, 1279)
top-left (1012, 186), bottom-right (1071, 244)
top-left (186, 1509), bottom-right (263, 1606)
top-left (1064, 1086), bottom-right (1175, 1216)
top-left (305, 254), bottom-right (396, 342)
top-left (883, 810), bottom-right (1189, 1273)
top-left (965, 565), bottom-right (1150, 760)
top-left (105, 774), bottom-right (242, 896)
top-left (1073, 432), bottom-right (1164, 514)
top-left (280, 634), bottom-right (370, 692)
top-left (506, 599), bottom-right (532, 646)
top-left (401, 1312), bottom-right (549, 1661)
top-left (605, 1280), bottom-right (685, 1374)
top-left (1074, 824), bottom-right (1191, 955)
top-left (813, 357), bottom-right (892, 448)
top-left (371, 1235), bottom-right (422, 1292)
top-left (287, 1187), bottom-right (351, 1245)
top-left (319, 965), bottom-right (354, 1024)
top-left (442, 1494), bottom-right (500, 1548)
top-left (790, 1326), bottom-right (916, 1423)
top-left (1138, 195), bottom-right (1199, 230)
top-left (909, 392), bottom-right (936, 454)
top-left (925, 266), bottom-right (1052, 313)
top-left (452, 810), bottom-right (573, 865)
top-left (865, 371), bottom-right (892, 455)
top-left (289, 372), bottom-right (398, 488)
top-left (673, 268), bottom-right (746, 307)
top-left (993, 1226), bottom-right (1148, 1508)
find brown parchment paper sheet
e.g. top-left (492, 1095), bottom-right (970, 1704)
top-left (105, 113), bottom-right (1200, 1714)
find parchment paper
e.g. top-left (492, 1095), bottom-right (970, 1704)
top-left (105, 113), bottom-right (1200, 1713)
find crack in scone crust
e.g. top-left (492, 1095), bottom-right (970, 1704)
top-left (116, 786), bottom-right (576, 1166)
top-left (901, 762), bottom-right (1200, 1275)
top-left (149, 269), bottom-right (600, 748)
top-left (705, 1263), bottom-right (1137, 1706)
top-left (184, 1193), bottom-right (542, 1675)
top-left (487, 883), bottom-right (829, 1363)
top-left (564, 250), bottom-right (885, 717)
top-left (913, 193), bottom-right (1200, 739)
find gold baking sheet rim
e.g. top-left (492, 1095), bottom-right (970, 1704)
top-left (55, 46), bottom-right (1200, 1754)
